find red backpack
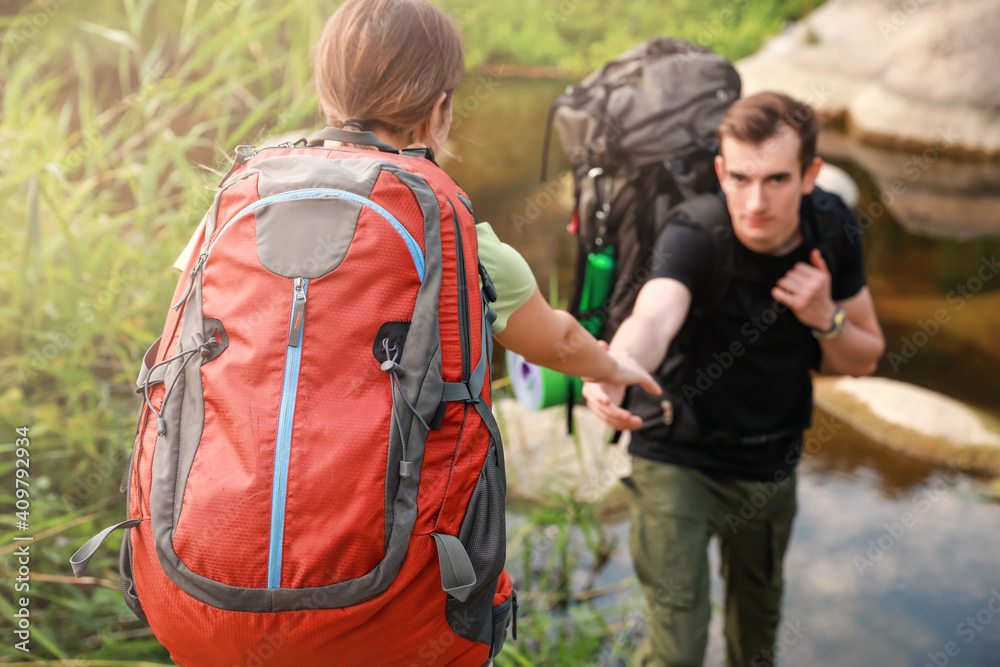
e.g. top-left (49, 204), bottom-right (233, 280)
top-left (72, 128), bottom-right (515, 667)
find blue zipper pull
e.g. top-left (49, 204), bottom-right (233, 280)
top-left (287, 278), bottom-right (307, 347)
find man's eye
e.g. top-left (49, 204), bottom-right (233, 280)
top-left (730, 174), bottom-right (746, 183)
top-left (770, 175), bottom-right (789, 184)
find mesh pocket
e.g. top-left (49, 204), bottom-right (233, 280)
top-left (445, 441), bottom-right (506, 644)
top-left (489, 595), bottom-right (513, 659)
top-left (119, 529), bottom-right (147, 624)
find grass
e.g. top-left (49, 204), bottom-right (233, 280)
top-left (1, 0), bottom-right (821, 662)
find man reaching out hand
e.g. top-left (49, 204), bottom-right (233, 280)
top-left (583, 92), bottom-right (884, 667)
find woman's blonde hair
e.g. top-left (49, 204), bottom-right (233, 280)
top-left (313, 0), bottom-right (465, 144)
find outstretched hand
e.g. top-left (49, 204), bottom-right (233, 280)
top-left (581, 345), bottom-right (660, 431)
top-left (772, 248), bottom-right (837, 331)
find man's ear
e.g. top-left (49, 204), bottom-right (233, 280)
top-left (800, 157), bottom-right (823, 195)
top-left (714, 154), bottom-right (725, 187)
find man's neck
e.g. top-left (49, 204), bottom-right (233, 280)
top-left (767, 222), bottom-right (804, 256)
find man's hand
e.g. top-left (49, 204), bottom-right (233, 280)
top-left (581, 343), bottom-right (657, 431)
top-left (582, 380), bottom-right (643, 431)
top-left (772, 248), bottom-right (837, 331)
top-left (580, 278), bottom-right (691, 433)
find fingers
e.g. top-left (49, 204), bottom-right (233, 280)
top-left (597, 340), bottom-right (610, 351)
top-left (638, 373), bottom-right (662, 395)
top-left (771, 285), bottom-right (796, 308)
top-left (782, 262), bottom-right (823, 284)
top-left (582, 382), bottom-right (642, 430)
top-left (775, 272), bottom-right (809, 294)
top-left (581, 381), bottom-right (610, 407)
top-left (612, 356), bottom-right (662, 395)
top-left (810, 248), bottom-right (829, 273)
top-left (591, 402), bottom-right (642, 430)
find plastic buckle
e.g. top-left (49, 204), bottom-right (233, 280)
top-left (478, 260), bottom-right (498, 303)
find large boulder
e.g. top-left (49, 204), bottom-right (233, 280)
top-left (817, 130), bottom-right (1000, 239)
top-left (737, 0), bottom-right (1000, 159)
top-left (813, 375), bottom-right (1000, 473)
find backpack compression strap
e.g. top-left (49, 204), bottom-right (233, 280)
top-left (307, 127), bottom-right (402, 154)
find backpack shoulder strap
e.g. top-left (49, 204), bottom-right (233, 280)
top-left (804, 186), bottom-right (853, 283)
top-left (667, 191), bottom-right (734, 309)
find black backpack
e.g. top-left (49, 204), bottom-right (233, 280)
top-left (542, 37), bottom-right (741, 341)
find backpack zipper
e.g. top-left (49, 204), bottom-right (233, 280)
top-left (447, 198), bottom-right (471, 381)
top-left (267, 276), bottom-right (308, 588)
top-left (203, 188), bottom-right (425, 281)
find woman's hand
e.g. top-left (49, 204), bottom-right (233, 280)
top-left (584, 344), bottom-right (661, 395)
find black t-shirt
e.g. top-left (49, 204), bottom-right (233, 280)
top-left (628, 195), bottom-right (867, 480)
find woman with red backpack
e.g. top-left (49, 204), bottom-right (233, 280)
top-left (72, 1), bottom-right (658, 665)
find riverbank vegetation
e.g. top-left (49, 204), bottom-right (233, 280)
top-left (1, 0), bottom-right (821, 662)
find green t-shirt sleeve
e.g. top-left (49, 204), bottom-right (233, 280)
top-left (475, 222), bottom-right (537, 334)
top-left (173, 216), bottom-right (206, 272)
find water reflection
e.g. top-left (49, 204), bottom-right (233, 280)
top-left (508, 421), bottom-right (1000, 666)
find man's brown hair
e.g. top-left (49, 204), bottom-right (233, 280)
top-left (313, 0), bottom-right (464, 143)
top-left (717, 91), bottom-right (819, 174)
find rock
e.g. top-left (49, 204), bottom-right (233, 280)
top-left (737, 0), bottom-right (1000, 159)
top-left (813, 375), bottom-right (1000, 473)
top-left (495, 397), bottom-right (632, 509)
top-left (815, 162), bottom-right (859, 208)
top-left (818, 131), bottom-right (1000, 239)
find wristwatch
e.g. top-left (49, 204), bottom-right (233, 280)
top-left (812, 305), bottom-right (846, 339)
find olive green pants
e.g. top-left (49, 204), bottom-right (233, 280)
top-left (624, 457), bottom-right (797, 667)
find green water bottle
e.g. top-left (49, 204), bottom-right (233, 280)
top-left (578, 248), bottom-right (616, 337)
top-left (506, 248), bottom-right (617, 411)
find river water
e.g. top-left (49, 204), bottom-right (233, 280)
top-left (443, 75), bottom-right (1000, 666)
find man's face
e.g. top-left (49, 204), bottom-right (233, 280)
top-left (715, 125), bottom-right (822, 254)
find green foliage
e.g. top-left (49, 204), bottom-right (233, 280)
top-left (502, 494), bottom-right (642, 666)
top-left (0, 0), bottom-right (327, 661)
top-left (443, 0), bottom-right (827, 73)
top-left (0, 0), bottom-right (818, 661)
